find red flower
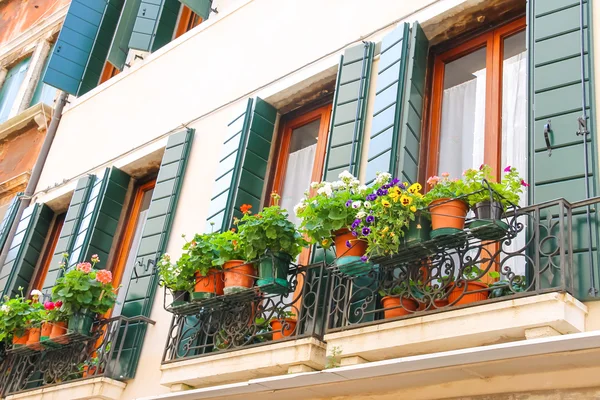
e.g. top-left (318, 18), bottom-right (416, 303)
top-left (55, 300), bottom-right (63, 308)
top-left (520, 179), bottom-right (530, 188)
top-left (96, 270), bottom-right (112, 284)
top-left (44, 301), bottom-right (55, 311)
top-left (240, 204), bottom-right (253, 214)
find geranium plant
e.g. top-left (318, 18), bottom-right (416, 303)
top-left (0, 288), bottom-right (37, 342)
top-left (423, 172), bottom-right (469, 203)
top-left (52, 255), bottom-right (118, 315)
top-left (42, 300), bottom-right (67, 322)
top-left (238, 193), bottom-right (307, 260)
top-left (295, 171), bottom-right (369, 248)
top-left (157, 252), bottom-right (194, 292)
top-left (184, 232), bottom-right (220, 276)
top-left (353, 173), bottom-right (426, 258)
top-left (463, 164), bottom-right (528, 208)
top-left (211, 229), bottom-right (246, 266)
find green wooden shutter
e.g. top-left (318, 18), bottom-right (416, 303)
top-left (323, 42), bottom-right (375, 181)
top-left (0, 196), bottom-right (20, 256)
top-left (206, 98), bottom-right (277, 232)
top-left (529, 0), bottom-right (598, 299)
top-left (41, 176), bottom-right (95, 293)
top-left (108, 0), bottom-right (142, 70)
top-left (68, 167), bottom-right (130, 269)
top-left (129, 0), bottom-right (180, 52)
top-left (0, 204), bottom-right (53, 297)
top-left (179, 0), bottom-right (212, 20)
top-left (42, 0), bottom-right (125, 96)
top-left (365, 23), bottom-right (428, 185)
top-left (118, 129), bottom-right (193, 378)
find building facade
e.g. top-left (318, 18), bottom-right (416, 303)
top-left (1, 0), bottom-right (600, 399)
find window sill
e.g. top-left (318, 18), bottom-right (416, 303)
top-left (323, 292), bottom-right (587, 365)
top-left (4, 377), bottom-right (126, 400)
top-left (0, 102), bottom-right (53, 140)
top-left (160, 337), bottom-right (327, 390)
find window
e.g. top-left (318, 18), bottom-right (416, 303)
top-left (0, 57), bottom-right (31, 122)
top-left (175, 6), bottom-right (203, 39)
top-left (32, 213), bottom-right (66, 290)
top-left (99, 62), bottom-right (121, 85)
top-left (111, 179), bottom-right (156, 316)
top-left (30, 43), bottom-right (58, 107)
top-left (427, 18), bottom-right (527, 193)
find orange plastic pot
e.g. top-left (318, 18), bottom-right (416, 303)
top-left (448, 281), bottom-right (489, 305)
top-left (417, 298), bottom-right (449, 311)
top-left (223, 261), bottom-right (255, 294)
top-left (50, 321), bottom-right (69, 344)
top-left (381, 297), bottom-right (418, 319)
top-left (334, 229), bottom-right (366, 258)
top-left (194, 269), bottom-right (224, 296)
top-left (82, 365), bottom-right (97, 378)
top-left (429, 199), bottom-right (469, 230)
top-left (41, 322), bottom-right (53, 341)
top-left (26, 327), bottom-right (41, 350)
top-left (270, 319), bottom-right (297, 340)
top-left (12, 330), bottom-right (29, 347)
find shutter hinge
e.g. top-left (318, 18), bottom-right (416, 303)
top-left (544, 120), bottom-right (552, 156)
top-left (577, 116), bottom-right (589, 136)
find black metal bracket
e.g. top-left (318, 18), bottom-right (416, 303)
top-left (544, 120), bottom-right (552, 156)
top-left (577, 116), bottom-right (589, 136)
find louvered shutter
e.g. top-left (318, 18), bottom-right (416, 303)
top-left (129, 0), bottom-right (180, 52)
top-left (117, 129), bottom-right (193, 378)
top-left (42, 0), bottom-right (125, 96)
top-left (0, 204), bottom-right (53, 297)
top-left (0, 196), bottom-right (20, 256)
top-left (206, 98), bottom-right (277, 232)
top-left (108, 0), bottom-right (142, 70)
top-left (529, 0), bottom-right (598, 299)
top-left (323, 42), bottom-right (375, 181)
top-left (179, 0), bottom-right (212, 20)
top-left (41, 176), bottom-right (95, 293)
top-left (365, 23), bottom-right (428, 185)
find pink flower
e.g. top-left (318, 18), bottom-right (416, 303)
top-left (76, 262), bottom-right (92, 273)
top-left (520, 179), bottom-right (530, 188)
top-left (96, 270), bottom-right (112, 284)
top-left (504, 166), bottom-right (512, 173)
top-left (427, 176), bottom-right (440, 187)
top-left (91, 254), bottom-right (100, 264)
top-left (55, 300), bottom-right (63, 308)
top-left (44, 301), bottom-right (55, 311)
top-left (441, 172), bottom-right (450, 178)
top-left (479, 164), bottom-right (485, 170)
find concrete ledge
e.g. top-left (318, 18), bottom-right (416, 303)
top-left (324, 292), bottom-right (587, 363)
top-left (160, 337), bottom-right (327, 389)
top-left (5, 377), bottom-right (126, 400)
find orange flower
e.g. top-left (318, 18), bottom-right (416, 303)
top-left (76, 262), bottom-right (92, 273)
top-left (240, 204), bottom-right (253, 214)
top-left (96, 269), bottom-right (112, 284)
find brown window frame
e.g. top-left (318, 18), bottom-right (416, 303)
top-left (32, 213), bottom-right (66, 290)
top-left (424, 16), bottom-right (526, 182)
top-left (99, 62), bottom-right (120, 85)
top-left (175, 6), bottom-right (203, 39)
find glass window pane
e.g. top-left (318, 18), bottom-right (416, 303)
top-left (438, 47), bottom-right (487, 177)
top-left (0, 58), bottom-right (31, 123)
top-left (30, 43), bottom-right (58, 107)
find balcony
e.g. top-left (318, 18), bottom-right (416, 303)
top-left (0, 316), bottom-right (154, 399)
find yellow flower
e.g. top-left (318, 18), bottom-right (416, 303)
top-left (408, 183), bottom-right (422, 194)
top-left (410, 206), bottom-right (417, 212)
top-left (381, 199), bottom-right (391, 208)
top-left (400, 195), bottom-right (412, 206)
top-left (403, 182), bottom-right (409, 188)
top-left (382, 226), bottom-right (390, 233)
top-left (391, 186), bottom-right (401, 195)
top-left (322, 239), bottom-right (329, 247)
top-left (389, 232), bottom-right (395, 237)
top-left (388, 191), bottom-right (400, 201)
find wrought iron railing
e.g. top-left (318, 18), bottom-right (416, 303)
top-left (0, 316), bottom-right (155, 397)
top-left (162, 261), bottom-right (327, 362)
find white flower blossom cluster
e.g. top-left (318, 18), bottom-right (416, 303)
top-left (375, 172), bottom-right (392, 185)
top-left (294, 171), bottom-right (365, 217)
top-left (0, 304), bottom-right (9, 313)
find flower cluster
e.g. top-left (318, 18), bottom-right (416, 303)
top-left (353, 173), bottom-right (426, 259)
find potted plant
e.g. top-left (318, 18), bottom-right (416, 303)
top-left (489, 275), bottom-right (528, 298)
top-left (0, 289), bottom-right (34, 347)
top-left (52, 255), bottom-right (118, 336)
top-left (447, 267), bottom-right (500, 305)
top-left (41, 300), bottom-right (68, 344)
top-left (379, 284), bottom-right (418, 319)
top-left (463, 165), bottom-right (528, 239)
top-left (238, 193), bottom-right (307, 294)
top-left (25, 290), bottom-right (45, 350)
top-left (295, 171), bottom-right (369, 259)
top-left (157, 251), bottom-right (194, 307)
top-left (185, 232), bottom-right (224, 300)
top-left (269, 309), bottom-right (297, 340)
top-left (424, 173), bottom-right (469, 237)
top-left (212, 229), bottom-right (253, 295)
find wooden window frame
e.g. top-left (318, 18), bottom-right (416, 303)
top-left (99, 62), bottom-right (120, 85)
top-left (32, 213), bottom-right (66, 290)
top-left (424, 17), bottom-right (526, 181)
top-left (110, 179), bottom-right (156, 304)
top-left (175, 6), bottom-right (203, 39)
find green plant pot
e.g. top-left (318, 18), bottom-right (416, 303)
top-left (404, 215), bottom-right (432, 244)
top-left (430, 227), bottom-right (467, 248)
top-left (470, 219), bottom-right (509, 240)
top-left (336, 256), bottom-right (373, 277)
top-left (257, 252), bottom-right (291, 294)
top-left (68, 311), bottom-right (95, 336)
top-left (171, 290), bottom-right (190, 309)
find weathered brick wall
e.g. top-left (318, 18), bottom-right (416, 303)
top-left (0, 0), bottom-right (69, 47)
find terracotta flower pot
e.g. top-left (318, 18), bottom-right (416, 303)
top-left (334, 229), bottom-right (366, 258)
top-left (50, 321), bottom-right (69, 344)
top-left (381, 296), bottom-right (418, 319)
top-left (417, 297), bottom-right (449, 311)
top-left (429, 199), bottom-right (469, 231)
top-left (41, 322), bottom-right (53, 342)
top-left (448, 281), bottom-right (489, 305)
top-left (270, 318), bottom-right (297, 340)
top-left (223, 261), bottom-right (255, 295)
top-left (193, 269), bottom-right (224, 300)
top-left (26, 327), bottom-right (41, 350)
top-left (12, 330), bottom-right (29, 347)
top-left (82, 365), bottom-right (97, 378)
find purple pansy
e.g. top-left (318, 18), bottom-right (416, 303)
top-left (382, 184), bottom-right (391, 190)
top-left (366, 193), bottom-right (377, 201)
top-left (362, 227), bottom-right (371, 235)
top-left (398, 182), bottom-right (406, 190)
top-left (351, 230), bottom-right (358, 237)
top-left (351, 219), bottom-right (361, 229)
top-left (391, 178), bottom-right (400, 186)
top-left (345, 200), bottom-right (353, 207)
top-left (360, 255), bottom-right (368, 262)
top-left (345, 240), bottom-right (352, 248)
top-left (376, 188), bottom-right (388, 196)
top-left (366, 215), bottom-right (375, 224)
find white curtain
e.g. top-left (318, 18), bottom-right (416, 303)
top-left (280, 144), bottom-right (317, 225)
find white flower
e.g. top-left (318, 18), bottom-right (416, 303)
top-left (358, 185), bottom-right (368, 193)
top-left (310, 181), bottom-right (320, 189)
top-left (30, 289), bottom-right (42, 298)
top-left (375, 172), bottom-right (392, 184)
top-left (317, 183), bottom-right (333, 197)
top-left (294, 202), bottom-right (305, 215)
top-left (356, 211), bottom-right (367, 219)
top-left (352, 201), bottom-right (362, 209)
top-left (364, 201), bottom-right (372, 209)
top-left (351, 179), bottom-right (360, 187)
top-left (1, 305), bottom-right (9, 313)
top-left (331, 180), bottom-right (344, 189)
top-left (338, 170), bottom-right (354, 181)
top-left (312, 200), bottom-right (318, 205)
